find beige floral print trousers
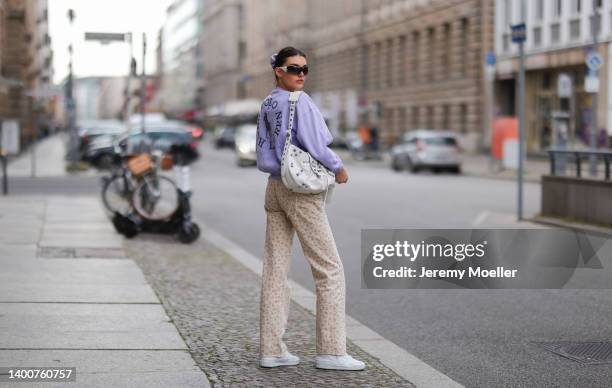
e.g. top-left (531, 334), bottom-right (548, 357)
top-left (260, 178), bottom-right (347, 357)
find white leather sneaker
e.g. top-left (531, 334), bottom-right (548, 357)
top-left (260, 352), bottom-right (300, 368)
top-left (315, 354), bottom-right (365, 370)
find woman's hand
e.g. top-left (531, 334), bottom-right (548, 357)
top-left (335, 167), bottom-right (349, 184)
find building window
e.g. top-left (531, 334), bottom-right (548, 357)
top-left (571, 0), bottom-right (581, 14)
top-left (427, 27), bottom-right (435, 81)
top-left (553, 0), bottom-right (562, 17)
top-left (502, 33), bottom-right (510, 52)
top-left (398, 35), bottom-right (406, 86)
top-left (533, 27), bottom-right (542, 47)
top-left (460, 104), bottom-right (468, 134)
top-left (442, 104), bottom-right (450, 130)
top-left (460, 18), bottom-right (469, 76)
top-left (426, 106), bottom-right (434, 129)
top-left (573, 69), bottom-right (585, 86)
top-left (386, 38), bottom-right (393, 87)
top-left (591, 13), bottom-right (601, 37)
top-left (362, 44), bottom-right (369, 90)
top-left (551, 23), bottom-right (561, 43)
top-left (504, 0), bottom-right (512, 27)
top-left (375, 41), bottom-right (382, 89)
top-left (398, 107), bottom-right (406, 133)
top-left (385, 108), bottom-right (394, 133)
top-left (442, 23), bottom-right (451, 77)
top-left (542, 72), bottom-right (552, 89)
top-left (570, 19), bottom-right (581, 40)
top-left (412, 31), bottom-right (420, 83)
top-left (535, 0), bottom-right (544, 21)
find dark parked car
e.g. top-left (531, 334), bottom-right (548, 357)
top-left (213, 126), bottom-right (237, 149)
top-left (85, 123), bottom-right (199, 169)
top-left (78, 120), bottom-right (126, 157)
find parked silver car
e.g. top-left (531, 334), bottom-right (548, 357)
top-left (234, 124), bottom-right (258, 166)
top-left (390, 129), bottom-right (462, 174)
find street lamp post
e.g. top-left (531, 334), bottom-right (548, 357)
top-left (125, 32), bottom-right (133, 130)
top-left (140, 33), bottom-right (147, 135)
top-left (359, 0), bottom-right (368, 124)
top-left (65, 9), bottom-right (78, 165)
top-left (589, 0), bottom-right (600, 177)
top-left (511, 0), bottom-right (527, 222)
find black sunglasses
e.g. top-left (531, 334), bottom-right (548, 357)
top-left (278, 65), bottom-right (309, 76)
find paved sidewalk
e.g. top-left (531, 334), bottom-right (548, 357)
top-left (125, 235), bottom-right (415, 387)
top-left (7, 133), bottom-right (69, 177)
top-left (0, 196), bottom-right (210, 387)
top-left (0, 195), bottom-right (421, 387)
top-left (336, 149), bottom-right (549, 183)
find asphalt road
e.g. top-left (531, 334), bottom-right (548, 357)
top-left (189, 141), bottom-right (612, 388)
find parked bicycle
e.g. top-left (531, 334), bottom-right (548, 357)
top-left (100, 131), bottom-right (200, 243)
top-left (101, 149), bottom-right (179, 221)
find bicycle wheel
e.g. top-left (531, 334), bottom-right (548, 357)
top-left (132, 175), bottom-right (179, 220)
top-left (101, 174), bottom-right (133, 215)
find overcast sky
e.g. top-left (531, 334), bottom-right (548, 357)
top-left (49, 0), bottom-right (173, 84)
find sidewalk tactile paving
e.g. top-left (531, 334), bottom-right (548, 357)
top-left (126, 235), bottom-right (413, 387)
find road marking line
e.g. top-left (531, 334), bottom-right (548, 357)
top-left (200, 223), bottom-right (464, 388)
top-left (472, 211), bottom-right (489, 226)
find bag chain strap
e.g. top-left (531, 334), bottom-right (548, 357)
top-left (281, 96), bottom-right (298, 166)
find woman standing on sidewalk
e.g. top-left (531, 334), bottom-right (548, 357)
top-left (256, 46), bottom-right (365, 371)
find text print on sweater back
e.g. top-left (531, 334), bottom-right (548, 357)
top-left (258, 96), bottom-right (283, 151)
top-left (262, 112), bottom-right (273, 149)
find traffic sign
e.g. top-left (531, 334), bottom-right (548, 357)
top-left (585, 69), bottom-right (600, 93)
top-left (586, 52), bottom-right (603, 71)
top-left (511, 23), bottom-right (527, 43)
top-left (1, 120), bottom-right (20, 155)
top-left (557, 73), bottom-right (572, 98)
top-left (485, 52), bottom-right (496, 81)
top-left (84, 32), bottom-right (128, 43)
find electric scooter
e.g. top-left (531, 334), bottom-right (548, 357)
top-left (111, 143), bottom-right (200, 243)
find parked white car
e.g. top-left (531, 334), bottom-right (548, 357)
top-left (390, 129), bottom-right (462, 174)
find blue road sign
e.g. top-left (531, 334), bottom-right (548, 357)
top-left (486, 51), bottom-right (496, 66)
top-left (511, 23), bottom-right (527, 43)
top-left (586, 52), bottom-right (603, 71)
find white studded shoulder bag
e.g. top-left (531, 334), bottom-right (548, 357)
top-left (280, 91), bottom-right (336, 203)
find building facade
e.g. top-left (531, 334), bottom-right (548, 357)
top-left (243, 0), bottom-right (311, 103)
top-left (237, 0), bottom-right (495, 151)
top-left (495, 0), bottom-right (612, 152)
top-left (0, 0), bottom-right (54, 146)
top-left (157, 0), bottom-right (203, 118)
top-left (56, 76), bottom-right (156, 123)
top-left (201, 0), bottom-right (251, 108)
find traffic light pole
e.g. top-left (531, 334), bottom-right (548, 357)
top-left (125, 32), bottom-right (133, 130)
top-left (516, 0), bottom-right (526, 221)
top-left (589, 0), bottom-right (600, 177)
top-left (66, 9), bottom-right (78, 166)
top-left (140, 33), bottom-right (147, 135)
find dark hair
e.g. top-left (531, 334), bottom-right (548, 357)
top-left (271, 46), bottom-right (307, 83)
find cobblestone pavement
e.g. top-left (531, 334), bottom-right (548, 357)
top-left (125, 234), bottom-right (413, 387)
